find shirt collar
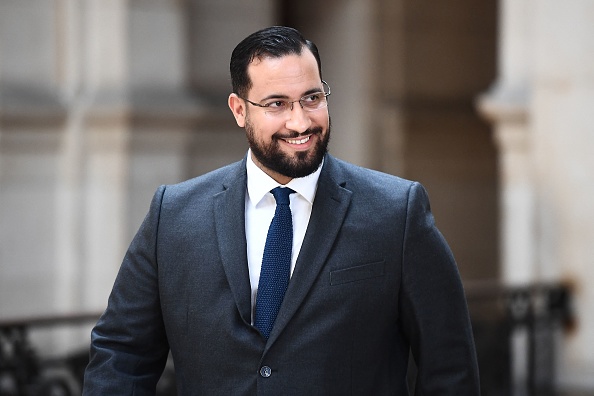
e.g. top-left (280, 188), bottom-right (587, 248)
top-left (246, 149), bottom-right (322, 207)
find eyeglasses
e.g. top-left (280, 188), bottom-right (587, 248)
top-left (238, 80), bottom-right (331, 117)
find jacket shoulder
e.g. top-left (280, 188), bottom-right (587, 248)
top-left (326, 155), bottom-right (418, 199)
top-left (161, 159), bottom-right (245, 201)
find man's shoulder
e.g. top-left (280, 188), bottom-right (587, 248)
top-left (326, 155), bottom-right (415, 191)
top-left (325, 155), bottom-right (429, 210)
top-left (161, 159), bottom-right (245, 200)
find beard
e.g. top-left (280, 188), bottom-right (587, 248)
top-left (245, 118), bottom-right (331, 179)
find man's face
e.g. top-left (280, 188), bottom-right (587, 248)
top-left (228, 49), bottom-right (330, 184)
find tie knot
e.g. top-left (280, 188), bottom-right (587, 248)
top-left (271, 187), bottom-right (294, 205)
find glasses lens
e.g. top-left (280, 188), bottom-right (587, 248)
top-left (259, 100), bottom-right (287, 116)
top-left (300, 93), bottom-right (327, 112)
top-left (261, 82), bottom-right (330, 117)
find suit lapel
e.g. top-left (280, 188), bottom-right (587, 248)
top-left (213, 159), bottom-right (252, 325)
top-left (266, 155), bottom-right (352, 346)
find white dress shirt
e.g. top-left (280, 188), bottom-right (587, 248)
top-left (245, 149), bottom-right (322, 321)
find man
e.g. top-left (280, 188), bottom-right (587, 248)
top-left (83, 26), bottom-right (480, 395)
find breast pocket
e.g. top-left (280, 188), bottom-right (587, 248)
top-left (329, 260), bottom-right (385, 286)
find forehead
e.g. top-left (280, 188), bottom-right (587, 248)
top-left (247, 50), bottom-right (320, 96)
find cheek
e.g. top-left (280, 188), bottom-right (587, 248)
top-left (311, 111), bottom-right (330, 129)
top-left (247, 117), bottom-right (278, 142)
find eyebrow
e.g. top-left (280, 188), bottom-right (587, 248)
top-left (259, 86), bottom-right (324, 102)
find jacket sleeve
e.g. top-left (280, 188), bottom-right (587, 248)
top-left (83, 185), bottom-right (170, 395)
top-left (399, 182), bottom-right (480, 395)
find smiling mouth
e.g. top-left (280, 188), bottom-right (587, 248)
top-left (283, 136), bottom-right (310, 145)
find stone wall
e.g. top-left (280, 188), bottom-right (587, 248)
top-left (478, 0), bottom-right (594, 392)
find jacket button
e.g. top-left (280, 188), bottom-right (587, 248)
top-left (260, 366), bottom-right (272, 378)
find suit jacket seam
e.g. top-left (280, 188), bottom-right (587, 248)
top-left (154, 184), bottom-right (166, 272)
top-left (399, 181), bottom-right (416, 309)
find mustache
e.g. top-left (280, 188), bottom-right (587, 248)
top-left (273, 126), bottom-right (323, 140)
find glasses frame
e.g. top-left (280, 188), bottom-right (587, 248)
top-left (238, 80), bottom-right (331, 116)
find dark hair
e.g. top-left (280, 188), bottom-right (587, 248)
top-left (230, 26), bottom-right (322, 97)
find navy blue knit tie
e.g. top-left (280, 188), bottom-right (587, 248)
top-left (254, 187), bottom-right (295, 339)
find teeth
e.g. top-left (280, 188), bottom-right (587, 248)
top-left (285, 136), bottom-right (310, 145)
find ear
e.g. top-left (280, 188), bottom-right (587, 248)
top-left (228, 93), bottom-right (246, 127)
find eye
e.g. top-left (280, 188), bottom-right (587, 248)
top-left (302, 93), bottom-right (322, 103)
top-left (265, 100), bottom-right (288, 109)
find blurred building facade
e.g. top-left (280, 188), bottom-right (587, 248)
top-left (0, 0), bottom-right (591, 393)
top-left (477, 1), bottom-right (594, 393)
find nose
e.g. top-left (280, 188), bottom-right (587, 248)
top-left (285, 101), bottom-right (311, 132)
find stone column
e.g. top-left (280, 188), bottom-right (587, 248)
top-left (479, 0), bottom-right (594, 392)
top-left (477, 0), bottom-right (535, 286)
top-left (477, 1), bottom-right (535, 394)
top-left (54, 0), bottom-right (85, 318)
top-left (531, 1), bottom-right (594, 390)
top-left (78, 0), bottom-right (130, 311)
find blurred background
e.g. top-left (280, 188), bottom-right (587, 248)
top-left (0, 0), bottom-right (592, 395)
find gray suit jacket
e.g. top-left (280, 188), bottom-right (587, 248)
top-left (83, 154), bottom-right (480, 395)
